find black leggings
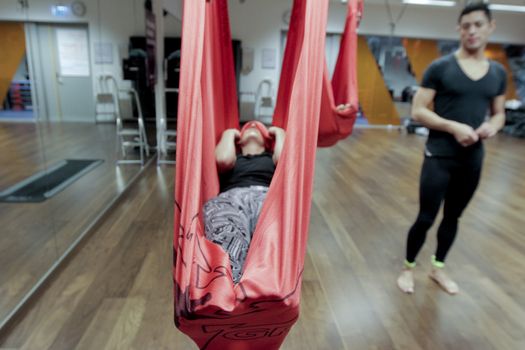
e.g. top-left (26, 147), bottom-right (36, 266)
top-left (406, 150), bottom-right (483, 264)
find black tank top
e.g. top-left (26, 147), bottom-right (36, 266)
top-left (220, 152), bottom-right (276, 193)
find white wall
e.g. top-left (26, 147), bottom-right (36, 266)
top-left (228, 0), bottom-right (525, 96)
top-left (228, 0), bottom-right (286, 96)
top-left (0, 0), bottom-right (26, 20)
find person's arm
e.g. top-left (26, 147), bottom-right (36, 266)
top-left (411, 87), bottom-right (479, 147)
top-left (215, 129), bottom-right (240, 172)
top-left (475, 94), bottom-right (506, 139)
top-left (268, 126), bottom-right (285, 165)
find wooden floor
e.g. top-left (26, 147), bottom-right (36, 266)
top-left (0, 122), bottom-right (149, 324)
top-left (1, 129), bottom-right (524, 349)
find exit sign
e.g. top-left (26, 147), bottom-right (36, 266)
top-left (51, 5), bottom-right (70, 17)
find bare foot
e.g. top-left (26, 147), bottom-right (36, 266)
top-left (429, 268), bottom-right (459, 295)
top-left (397, 269), bottom-right (415, 294)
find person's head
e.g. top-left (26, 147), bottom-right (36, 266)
top-left (457, 1), bottom-right (494, 52)
top-left (239, 121), bottom-right (272, 154)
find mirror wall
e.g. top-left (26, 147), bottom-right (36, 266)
top-left (0, 0), bottom-right (154, 328)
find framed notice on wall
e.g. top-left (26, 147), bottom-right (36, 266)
top-left (94, 42), bottom-right (113, 64)
top-left (56, 28), bottom-right (90, 77)
top-left (261, 48), bottom-right (276, 69)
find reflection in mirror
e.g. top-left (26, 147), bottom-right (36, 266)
top-left (0, 18), bottom-right (152, 328)
top-left (366, 35), bottom-right (418, 124)
top-left (26, 21), bottom-right (153, 257)
top-left (0, 20), bottom-right (60, 325)
top-left (0, 121), bottom-right (60, 325)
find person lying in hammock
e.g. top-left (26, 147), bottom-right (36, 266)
top-left (203, 121), bottom-right (285, 283)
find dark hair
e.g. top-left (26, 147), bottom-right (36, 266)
top-left (458, 1), bottom-right (492, 23)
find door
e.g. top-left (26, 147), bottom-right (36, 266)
top-left (31, 23), bottom-right (94, 122)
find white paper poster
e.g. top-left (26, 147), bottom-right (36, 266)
top-left (56, 28), bottom-right (90, 77)
top-left (261, 48), bottom-right (276, 69)
top-left (94, 42), bottom-right (113, 64)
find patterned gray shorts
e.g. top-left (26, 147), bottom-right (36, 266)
top-left (203, 186), bottom-right (268, 283)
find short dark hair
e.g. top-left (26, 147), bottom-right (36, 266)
top-left (458, 1), bottom-right (492, 23)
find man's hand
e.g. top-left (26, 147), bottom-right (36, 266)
top-left (450, 122), bottom-right (479, 147)
top-left (475, 122), bottom-right (498, 140)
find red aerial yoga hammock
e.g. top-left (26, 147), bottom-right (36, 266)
top-left (173, 0), bottom-right (359, 349)
top-left (274, 0), bottom-right (363, 147)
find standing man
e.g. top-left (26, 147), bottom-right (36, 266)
top-left (397, 1), bottom-right (507, 294)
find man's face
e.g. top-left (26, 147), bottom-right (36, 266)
top-left (457, 10), bottom-right (494, 52)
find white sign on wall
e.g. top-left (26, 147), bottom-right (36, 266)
top-left (261, 48), bottom-right (276, 69)
top-left (56, 28), bottom-right (90, 76)
top-left (94, 42), bottom-right (113, 64)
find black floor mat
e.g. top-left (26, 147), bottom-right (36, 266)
top-left (0, 159), bottom-right (103, 203)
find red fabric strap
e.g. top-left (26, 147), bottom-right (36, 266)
top-left (174, 0), bottom-right (329, 348)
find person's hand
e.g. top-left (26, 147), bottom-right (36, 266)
top-left (475, 122), bottom-right (498, 140)
top-left (223, 128), bottom-right (241, 140)
top-left (336, 103), bottom-right (352, 111)
top-left (268, 126), bottom-right (285, 139)
top-left (268, 126), bottom-right (286, 164)
top-left (450, 122), bottom-right (479, 147)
